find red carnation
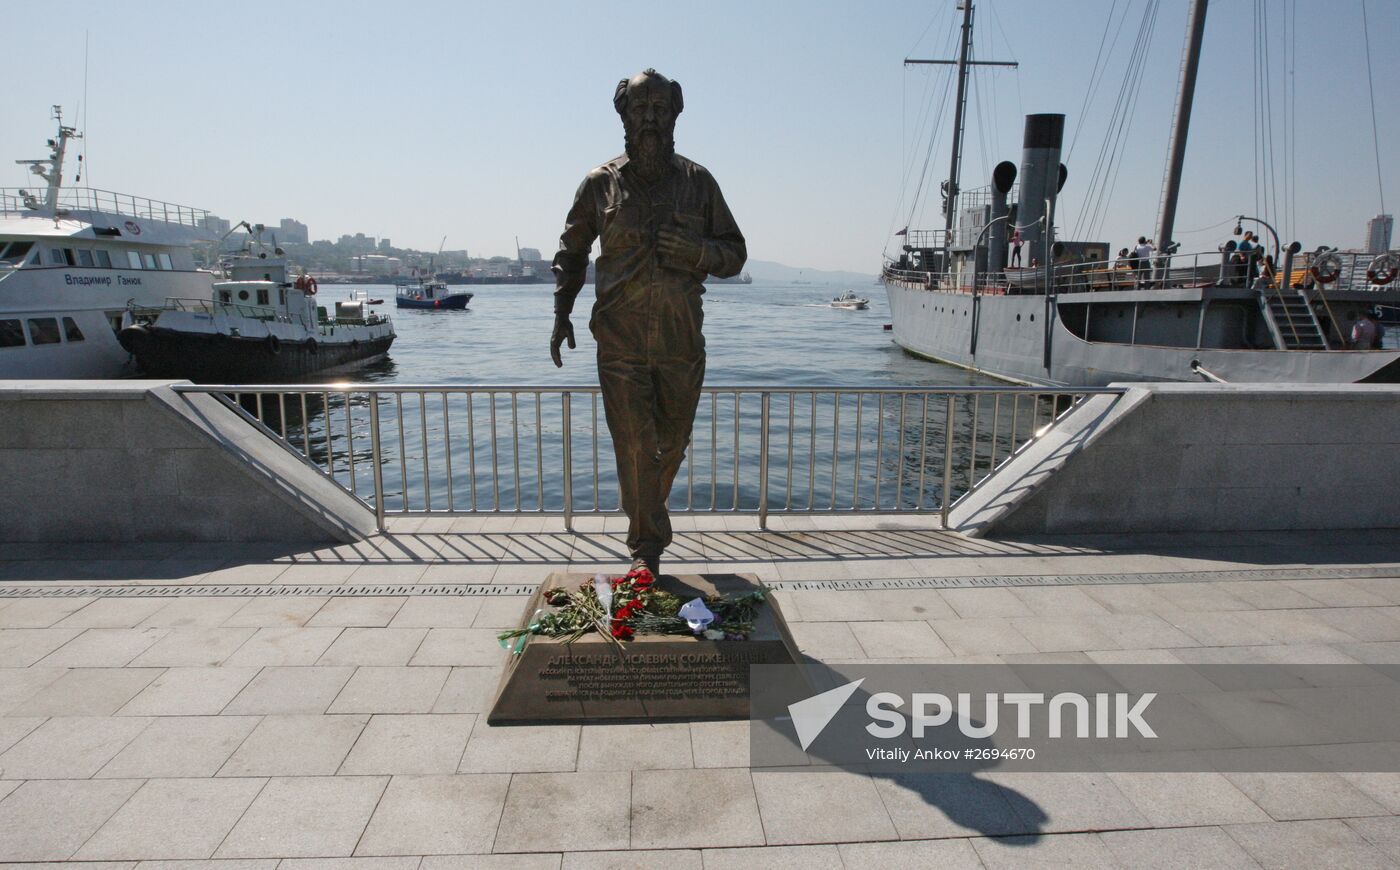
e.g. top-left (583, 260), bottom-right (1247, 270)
top-left (611, 623), bottom-right (634, 641)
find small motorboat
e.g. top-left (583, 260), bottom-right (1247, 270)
top-left (831, 291), bottom-right (870, 310)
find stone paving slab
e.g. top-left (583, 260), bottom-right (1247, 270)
top-left (0, 525), bottom-right (1395, 864)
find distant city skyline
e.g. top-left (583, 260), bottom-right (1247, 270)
top-left (6, 0), bottom-right (1396, 273)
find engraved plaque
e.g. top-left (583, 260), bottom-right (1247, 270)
top-left (487, 573), bottom-right (801, 724)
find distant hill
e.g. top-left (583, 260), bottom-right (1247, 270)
top-left (744, 259), bottom-right (876, 286)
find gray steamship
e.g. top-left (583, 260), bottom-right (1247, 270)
top-left (883, 0), bottom-right (1400, 387)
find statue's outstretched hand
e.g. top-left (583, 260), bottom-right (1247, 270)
top-left (550, 313), bottom-right (576, 368)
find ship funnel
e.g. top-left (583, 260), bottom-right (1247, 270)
top-left (988, 161), bottom-right (1017, 273)
top-left (1015, 113), bottom-right (1065, 263)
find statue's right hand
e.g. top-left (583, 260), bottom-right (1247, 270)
top-left (550, 314), bottom-right (576, 368)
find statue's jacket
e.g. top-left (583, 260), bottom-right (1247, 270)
top-left (554, 153), bottom-right (747, 364)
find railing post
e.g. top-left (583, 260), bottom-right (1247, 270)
top-left (369, 392), bottom-right (386, 533)
top-left (941, 395), bottom-right (956, 528)
top-left (562, 391), bottom-right (574, 533)
top-left (758, 391), bottom-right (771, 530)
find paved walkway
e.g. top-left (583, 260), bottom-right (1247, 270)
top-left (0, 518), bottom-right (1398, 868)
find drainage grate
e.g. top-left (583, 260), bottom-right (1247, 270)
top-left (0, 566), bottom-right (1393, 598)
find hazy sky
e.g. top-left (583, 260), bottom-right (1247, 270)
top-left (7, 0), bottom-right (1395, 272)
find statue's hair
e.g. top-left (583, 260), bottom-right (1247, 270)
top-left (613, 68), bottom-right (683, 116)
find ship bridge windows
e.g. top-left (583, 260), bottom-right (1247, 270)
top-left (76, 250), bottom-right (95, 268)
top-left (0, 320), bottom-right (23, 348)
top-left (26, 318), bottom-right (60, 345)
top-left (141, 253), bottom-right (157, 270)
top-left (94, 250), bottom-right (111, 268)
top-left (0, 241), bottom-right (34, 265)
top-left (127, 251), bottom-right (142, 269)
top-left (158, 253), bottom-right (172, 270)
top-left (62, 317), bottom-right (84, 342)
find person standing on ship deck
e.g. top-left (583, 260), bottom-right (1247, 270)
top-left (1352, 309), bottom-right (1382, 349)
top-left (549, 69), bottom-right (747, 577)
top-left (1236, 231), bottom-right (1259, 287)
top-left (1010, 229), bottom-right (1023, 267)
top-left (1133, 237), bottom-right (1154, 285)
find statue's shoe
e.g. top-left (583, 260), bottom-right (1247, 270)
top-left (630, 556), bottom-right (661, 578)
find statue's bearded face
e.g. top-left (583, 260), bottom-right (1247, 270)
top-left (622, 78), bottom-right (677, 180)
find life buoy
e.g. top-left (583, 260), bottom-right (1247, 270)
top-left (1367, 253), bottom-right (1398, 286)
top-left (266, 334), bottom-right (282, 355)
top-left (307, 277), bottom-right (318, 295)
top-left (1310, 252), bottom-right (1343, 285)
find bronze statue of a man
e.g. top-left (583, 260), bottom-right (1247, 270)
top-left (550, 69), bottom-right (747, 576)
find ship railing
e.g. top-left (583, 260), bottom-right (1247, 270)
top-left (883, 264), bottom-right (1002, 295)
top-left (1318, 251), bottom-right (1400, 292)
top-left (0, 187), bottom-right (210, 230)
top-left (1043, 250), bottom-right (1222, 292)
top-left (170, 383), bottom-right (1120, 532)
top-left (882, 264), bottom-right (944, 285)
top-left (158, 298), bottom-right (295, 324)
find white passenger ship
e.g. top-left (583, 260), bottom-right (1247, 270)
top-left (0, 107), bottom-right (217, 379)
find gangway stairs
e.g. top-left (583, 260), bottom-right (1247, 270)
top-left (1259, 289), bottom-right (1329, 350)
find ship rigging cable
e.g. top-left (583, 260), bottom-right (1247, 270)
top-left (1071, 0), bottom-right (1161, 243)
top-left (1253, 0), bottom-right (1285, 240)
top-left (1360, 0), bottom-right (1386, 214)
top-left (1066, 0), bottom-right (1131, 165)
top-left (903, 25), bottom-right (960, 242)
top-left (887, 9), bottom-right (959, 255)
top-left (984, 0), bottom-right (1024, 121)
top-left (887, 0), bottom-right (1021, 259)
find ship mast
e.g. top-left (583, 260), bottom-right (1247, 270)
top-left (906, 2), bottom-right (1016, 253)
top-left (1154, 0), bottom-right (1209, 258)
top-left (16, 105), bottom-right (81, 217)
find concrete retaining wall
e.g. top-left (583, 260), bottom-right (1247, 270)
top-left (0, 381), bottom-right (375, 543)
top-left (948, 383), bottom-right (1400, 537)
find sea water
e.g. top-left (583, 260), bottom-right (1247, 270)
top-left (317, 281), bottom-right (998, 388)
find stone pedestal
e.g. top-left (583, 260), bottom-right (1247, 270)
top-left (487, 572), bottom-right (801, 724)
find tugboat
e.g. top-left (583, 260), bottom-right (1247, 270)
top-left (395, 276), bottom-right (472, 310)
top-left (119, 230), bottom-right (395, 382)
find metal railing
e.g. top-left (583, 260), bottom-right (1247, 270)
top-left (0, 187), bottom-right (210, 230)
top-left (172, 384), bottom-right (1121, 532)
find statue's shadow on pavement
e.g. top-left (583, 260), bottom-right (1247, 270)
top-left (756, 656), bottom-right (1048, 844)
